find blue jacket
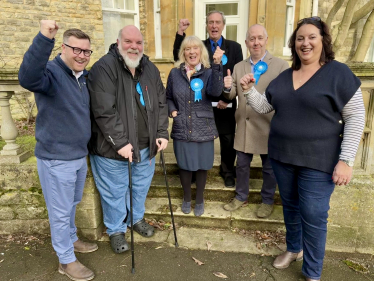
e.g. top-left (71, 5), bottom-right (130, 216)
top-left (166, 63), bottom-right (223, 142)
top-left (18, 32), bottom-right (91, 160)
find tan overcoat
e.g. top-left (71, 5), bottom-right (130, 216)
top-left (224, 52), bottom-right (289, 154)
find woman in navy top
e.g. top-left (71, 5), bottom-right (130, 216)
top-left (239, 18), bottom-right (365, 281)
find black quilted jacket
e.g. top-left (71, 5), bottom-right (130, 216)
top-left (166, 63), bottom-right (223, 142)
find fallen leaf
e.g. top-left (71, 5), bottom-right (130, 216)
top-left (192, 257), bottom-right (204, 265)
top-left (0, 260), bottom-right (4, 263)
top-left (24, 247), bottom-right (30, 250)
top-left (207, 241), bottom-right (212, 251)
top-left (256, 242), bottom-right (261, 249)
top-left (249, 272), bottom-right (255, 278)
top-left (213, 272), bottom-right (228, 279)
top-left (155, 246), bottom-right (163, 250)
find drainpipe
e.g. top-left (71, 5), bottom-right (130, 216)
top-left (312, 0), bottom-right (319, 16)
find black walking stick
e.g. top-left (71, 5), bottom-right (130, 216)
top-left (128, 158), bottom-right (135, 274)
top-left (158, 140), bottom-right (179, 247)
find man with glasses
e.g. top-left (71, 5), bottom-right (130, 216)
top-left (173, 10), bottom-right (242, 188)
top-left (19, 20), bottom-right (96, 281)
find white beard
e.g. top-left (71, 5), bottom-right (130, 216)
top-left (118, 45), bottom-right (143, 68)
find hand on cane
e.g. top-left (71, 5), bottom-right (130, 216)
top-left (118, 143), bottom-right (133, 162)
top-left (156, 138), bottom-right (169, 152)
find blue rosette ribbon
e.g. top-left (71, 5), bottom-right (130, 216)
top-left (136, 82), bottom-right (145, 106)
top-left (253, 61), bottom-right (268, 85)
top-left (221, 54), bottom-right (228, 66)
top-left (191, 78), bottom-right (204, 102)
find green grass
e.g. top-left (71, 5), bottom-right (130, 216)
top-left (0, 135), bottom-right (36, 153)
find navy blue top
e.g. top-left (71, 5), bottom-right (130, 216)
top-left (18, 32), bottom-right (91, 160)
top-left (265, 60), bottom-right (361, 174)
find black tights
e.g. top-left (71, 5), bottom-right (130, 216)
top-left (179, 169), bottom-right (207, 204)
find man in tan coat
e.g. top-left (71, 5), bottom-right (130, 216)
top-left (223, 24), bottom-right (289, 217)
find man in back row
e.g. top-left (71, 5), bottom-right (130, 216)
top-left (173, 10), bottom-right (243, 187)
top-left (223, 24), bottom-right (289, 218)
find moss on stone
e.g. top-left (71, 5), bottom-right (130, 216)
top-left (342, 259), bottom-right (369, 273)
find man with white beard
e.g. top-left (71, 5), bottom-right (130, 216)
top-left (87, 25), bottom-right (169, 254)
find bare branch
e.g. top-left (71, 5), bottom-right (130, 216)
top-left (351, 10), bottom-right (374, 61)
top-left (333, 0), bottom-right (360, 52)
top-left (326, 0), bottom-right (346, 28)
top-left (351, 0), bottom-right (374, 25)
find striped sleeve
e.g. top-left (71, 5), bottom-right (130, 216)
top-left (340, 88), bottom-right (366, 161)
top-left (243, 86), bottom-right (274, 114)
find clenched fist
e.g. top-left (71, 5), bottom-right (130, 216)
top-left (40, 20), bottom-right (59, 40)
top-left (213, 46), bottom-right (225, 64)
top-left (178, 19), bottom-right (190, 35)
top-left (240, 73), bottom-right (256, 91)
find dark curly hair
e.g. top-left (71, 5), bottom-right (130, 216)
top-left (288, 17), bottom-right (335, 70)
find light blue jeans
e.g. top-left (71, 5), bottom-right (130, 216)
top-left (90, 148), bottom-right (155, 236)
top-left (37, 157), bottom-right (87, 264)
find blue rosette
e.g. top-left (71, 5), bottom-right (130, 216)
top-left (253, 61), bottom-right (268, 85)
top-left (136, 82), bottom-right (145, 106)
top-left (191, 78), bottom-right (204, 102)
top-left (221, 54), bottom-right (228, 65)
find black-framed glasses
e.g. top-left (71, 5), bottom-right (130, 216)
top-left (64, 43), bottom-right (93, 57)
top-left (297, 16), bottom-right (321, 25)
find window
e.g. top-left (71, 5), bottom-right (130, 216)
top-left (283, 0), bottom-right (295, 56)
top-left (101, 0), bottom-right (140, 53)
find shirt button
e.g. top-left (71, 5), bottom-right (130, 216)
top-left (339, 120), bottom-right (343, 124)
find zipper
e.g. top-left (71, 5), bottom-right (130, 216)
top-left (145, 85), bottom-right (152, 110)
top-left (131, 82), bottom-right (141, 163)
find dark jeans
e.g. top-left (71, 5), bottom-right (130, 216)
top-left (270, 159), bottom-right (335, 280)
top-left (219, 133), bottom-right (236, 178)
top-left (235, 151), bottom-right (276, 204)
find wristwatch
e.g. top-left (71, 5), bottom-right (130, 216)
top-left (340, 159), bottom-right (355, 167)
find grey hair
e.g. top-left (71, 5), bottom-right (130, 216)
top-left (205, 10), bottom-right (226, 25)
top-left (246, 24), bottom-right (268, 40)
top-left (118, 28), bottom-right (123, 40)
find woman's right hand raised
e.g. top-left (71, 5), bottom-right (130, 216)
top-left (239, 73), bottom-right (256, 92)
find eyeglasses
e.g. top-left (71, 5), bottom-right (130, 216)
top-left (64, 43), bottom-right (93, 57)
top-left (297, 16), bottom-right (321, 25)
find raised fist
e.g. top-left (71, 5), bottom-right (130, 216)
top-left (213, 46), bottom-right (225, 64)
top-left (178, 19), bottom-right (190, 35)
top-left (239, 73), bottom-right (256, 91)
top-left (40, 20), bottom-right (59, 40)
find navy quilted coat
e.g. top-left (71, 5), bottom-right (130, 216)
top-left (166, 63), bottom-right (223, 142)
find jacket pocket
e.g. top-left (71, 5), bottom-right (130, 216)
top-left (195, 111), bottom-right (214, 133)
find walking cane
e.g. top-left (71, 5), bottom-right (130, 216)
top-left (158, 140), bottom-right (179, 247)
top-left (128, 158), bottom-right (135, 274)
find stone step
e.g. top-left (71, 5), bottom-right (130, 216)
top-left (148, 174), bottom-right (282, 205)
top-left (144, 197), bottom-right (285, 232)
top-left (154, 152), bottom-right (264, 179)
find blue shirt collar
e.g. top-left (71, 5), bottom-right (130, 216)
top-left (209, 37), bottom-right (223, 52)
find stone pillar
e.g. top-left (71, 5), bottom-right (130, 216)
top-left (0, 90), bottom-right (31, 164)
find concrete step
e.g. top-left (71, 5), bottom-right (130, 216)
top-left (154, 152), bottom-right (264, 179)
top-left (148, 174), bottom-right (282, 205)
top-left (144, 197), bottom-right (285, 232)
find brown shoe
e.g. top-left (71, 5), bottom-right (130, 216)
top-left (256, 203), bottom-right (274, 218)
top-left (273, 250), bottom-right (303, 269)
top-left (223, 198), bottom-right (247, 211)
top-left (73, 239), bottom-right (98, 253)
top-left (58, 260), bottom-right (95, 281)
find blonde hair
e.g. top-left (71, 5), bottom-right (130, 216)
top-left (175, 36), bottom-right (210, 68)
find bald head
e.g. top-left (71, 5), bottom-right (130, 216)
top-left (245, 24), bottom-right (268, 62)
top-left (117, 25), bottom-right (144, 69)
top-left (246, 24), bottom-right (268, 40)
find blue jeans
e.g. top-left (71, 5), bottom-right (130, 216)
top-left (37, 157), bottom-right (87, 264)
top-left (271, 159), bottom-right (335, 280)
top-left (90, 148), bottom-right (155, 236)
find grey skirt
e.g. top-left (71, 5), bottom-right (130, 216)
top-left (173, 140), bottom-right (214, 171)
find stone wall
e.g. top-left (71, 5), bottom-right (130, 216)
top-left (319, 0), bottom-right (370, 62)
top-left (0, 0), bottom-right (105, 70)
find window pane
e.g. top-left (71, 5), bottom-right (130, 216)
top-left (226, 25), bottom-right (237, 41)
top-left (114, 0), bottom-right (124, 9)
top-left (102, 11), bottom-right (134, 52)
top-left (101, 0), bottom-right (113, 9)
top-left (125, 0), bottom-right (135, 10)
top-left (206, 4), bottom-right (238, 16)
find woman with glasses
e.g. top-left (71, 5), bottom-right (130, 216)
top-left (238, 17), bottom-right (365, 281)
top-left (166, 36), bottom-right (225, 216)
